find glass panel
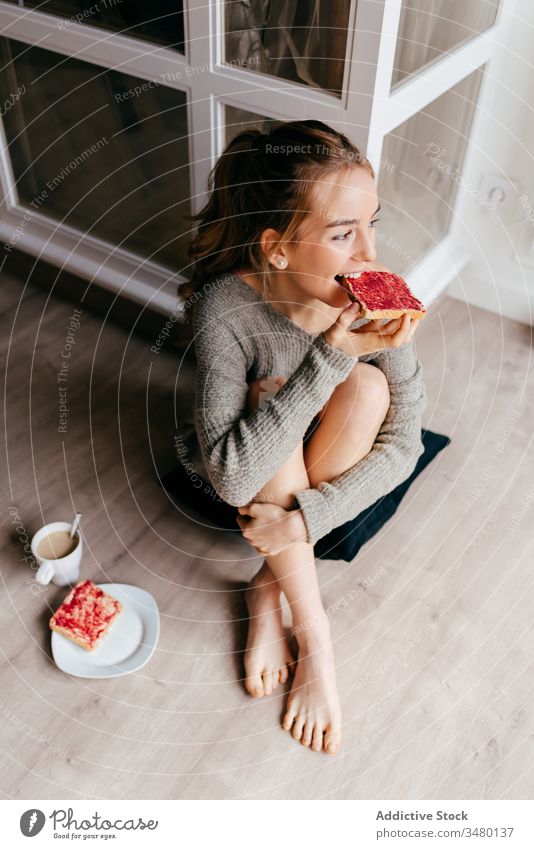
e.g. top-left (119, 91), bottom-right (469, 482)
top-left (377, 68), bottom-right (484, 273)
top-left (224, 0), bottom-right (351, 97)
top-left (0, 37), bottom-right (190, 269)
top-left (6, 1), bottom-right (185, 52)
top-left (392, 0), bottom-right (499, 88)
top-left (224, 105), bottom-right (277, 146)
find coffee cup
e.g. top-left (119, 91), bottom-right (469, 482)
top-left (31, 521), bottom-right (83, 587)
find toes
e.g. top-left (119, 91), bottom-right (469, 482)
top-left (292, 715), bottom-right (306, 741)
top-left (301, 721), bottom-right (314, 747)
top-left (262, 671), bottom-right (272, 696)
top-left (245, 673), bottom-right (264, 698)
top-left (311, 725), bottom-right (324, 752)
top-left (279, 665), bottom-right (289, 685)
top-left (324, 726), bottom-right (341, 755)
top-left (282, 704), bottom-right (297, 731)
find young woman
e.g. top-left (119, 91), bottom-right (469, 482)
top-left (181, 119), bottom-right (426, 755)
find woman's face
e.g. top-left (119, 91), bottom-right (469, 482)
top-left (275, 166), bottom-right (380, 309)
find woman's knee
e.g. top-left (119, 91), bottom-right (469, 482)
top-left (315, 363), bottom-right (390, 461)
top-left (344, 362), bottom-right (390, 419)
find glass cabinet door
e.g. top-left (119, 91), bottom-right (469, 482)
top-left (392, 0), bottom-right (499, 89)
top-left (5, 0), bottom-right (185, 52)
top-left (377, 68), bottom-right (484, 272)
top-left (224, 0), bottom-right (352, 97)
top-left (0, 36), bottom-right (191, 268)
top-left (0, 0), bottom-right (495, 308)
top-left (224, 105), bottom-right (277, 145)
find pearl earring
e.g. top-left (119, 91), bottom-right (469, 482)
top-left (277, 258), bottom-right (287, 269)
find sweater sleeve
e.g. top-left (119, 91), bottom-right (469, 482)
top-left (193, 309), bottom-right (358, 506)
top-left (293, 339), bottom-right (427, 545)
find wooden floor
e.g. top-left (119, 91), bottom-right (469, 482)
top-left (1, 270), bottom-right (534, 800)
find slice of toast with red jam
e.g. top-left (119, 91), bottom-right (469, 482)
top-left (49, 579), bottom-right (122, 651)
top-left (338, 270), bottom-right (426, 320)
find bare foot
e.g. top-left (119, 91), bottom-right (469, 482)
top-left (244, 566), bottom-right (295, 698)
top-left (282, 616), bottom-right (342, 754)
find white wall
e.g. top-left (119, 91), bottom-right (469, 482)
top-left (447, 0), bottom-right (534, 325)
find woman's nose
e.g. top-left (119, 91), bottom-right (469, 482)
top-left (352, 231), bottom-right (376, 262)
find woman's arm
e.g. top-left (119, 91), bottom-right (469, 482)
top-left (193, 305), bottom-right (358, 506)
top-left (293, 340), bottom-right (427, 545)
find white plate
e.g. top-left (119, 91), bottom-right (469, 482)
top-left (51, 583), bottom-right (160, 679)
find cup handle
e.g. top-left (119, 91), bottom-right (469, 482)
top-left (35, 560), bottom-right (55, 586)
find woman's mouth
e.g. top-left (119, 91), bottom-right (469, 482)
top-left (334, 271), bottom-right (365, 283)
top-left (333, 273), bottom-right (360, 302)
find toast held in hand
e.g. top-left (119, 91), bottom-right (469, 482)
top-left (336, 270), bottom-right (426, 321)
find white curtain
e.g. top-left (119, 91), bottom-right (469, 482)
top-left (225, 0), bottom-right (334, 92)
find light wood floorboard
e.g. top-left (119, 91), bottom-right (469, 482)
top-left (1, 274), bottom-right (533, 799)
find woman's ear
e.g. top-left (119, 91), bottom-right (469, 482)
top-left (259, 227), bottom-right (284, 266)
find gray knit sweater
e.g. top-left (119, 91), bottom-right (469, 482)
top-left (191, 271), bottom-right (427, 546)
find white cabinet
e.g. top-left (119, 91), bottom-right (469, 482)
top-left (0, 0), bottom-right (504, 314)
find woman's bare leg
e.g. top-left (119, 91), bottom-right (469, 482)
top-left (243, 558), bottom-right (295, 697)
top-left (244, 380), bottom-right (340, 753)
top-left (304, 362), bottom-right (390, 486)
top-left (242, 378), bottom-right (307, 701)
top-left (243, 365), bottom-right (390, 753)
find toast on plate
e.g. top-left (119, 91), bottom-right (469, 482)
top-left (49, 579), bottom-right (122, 651)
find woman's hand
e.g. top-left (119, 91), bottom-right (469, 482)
top-left (323, 301), bottom-right (420, 358)
top-left (236, 502), bottom-right (308, 556)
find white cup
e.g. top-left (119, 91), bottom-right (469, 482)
top-left (31, 521), bottom-right (83, 587)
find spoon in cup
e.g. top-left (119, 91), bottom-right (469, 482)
top-left (69, 512), bottom-right (82, 540)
